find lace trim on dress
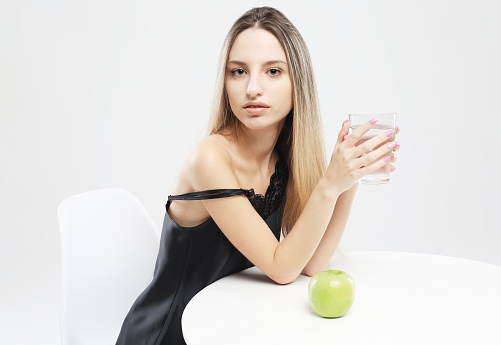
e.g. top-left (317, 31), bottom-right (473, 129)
top-left (246, 159), bottom-right (288, 219)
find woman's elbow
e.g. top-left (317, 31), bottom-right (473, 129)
top-left (269, 272), bottom-right (298, 285)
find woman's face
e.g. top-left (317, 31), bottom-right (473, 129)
top-left (225, 28), bottom-right (293, 132)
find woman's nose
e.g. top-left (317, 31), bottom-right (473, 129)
top-left (246, 75), bottom-right (263, 98)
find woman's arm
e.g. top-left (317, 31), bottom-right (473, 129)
top-left (301, 183), bottom-right (358, 277)
top-left (189, 120), bottom-right (393, 285)
top-left (189, 144), bottom-right (341, 285)
top-left (301, 125), bottom-right (400, 276)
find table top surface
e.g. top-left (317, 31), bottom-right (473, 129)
top-left (182, 251), bottom-right (501, 345)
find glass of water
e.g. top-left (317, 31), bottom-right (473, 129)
top-left (349, 113), bottom-right (397, 185)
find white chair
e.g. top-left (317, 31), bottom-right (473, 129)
top-left (58, 188), bottom-right (160, 345)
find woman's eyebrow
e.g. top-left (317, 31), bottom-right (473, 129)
top-left (263, 60), bottom-right (287, 67)
top-left (227, 60), bottom-right (287, 67)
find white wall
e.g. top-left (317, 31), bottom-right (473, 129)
top-left (1, 0), bottom-right (500, 343)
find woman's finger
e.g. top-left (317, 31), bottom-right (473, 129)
top-left (391, 153), bottom-right (397, 163)
top-left (392, 142), bottom-right (400, 152)
top-left (343, 119), bottom-right (377, 147)
top-left (351, 128), bottom-right (394, 160)
top-left (353, 141), bottom-right (394, 169)
top-left (336, 120), bottom-right (350, 145)
top-left (357, 155), bottom-right (391, 178)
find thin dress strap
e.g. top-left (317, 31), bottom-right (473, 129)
top-left (166, 189), bottom-right (250, 211)
top-left (168, 189), bottom-right (250, 201)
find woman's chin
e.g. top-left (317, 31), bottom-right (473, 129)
top-left (236, 115), bottom-right (287, 133)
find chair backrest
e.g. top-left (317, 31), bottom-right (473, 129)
top-left (58, 188), bottom-right (160, 345)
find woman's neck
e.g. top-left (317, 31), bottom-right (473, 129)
top-left (233, 120), bottom-right (284, 171)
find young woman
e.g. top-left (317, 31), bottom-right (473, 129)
top-left (116, 6), bottom-right (399, 345)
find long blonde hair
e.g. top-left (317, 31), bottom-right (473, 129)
top-left (208, 7), bottom-right (326, 236)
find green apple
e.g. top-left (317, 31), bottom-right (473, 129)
top-left (308, 270), bottom-right (355, 318)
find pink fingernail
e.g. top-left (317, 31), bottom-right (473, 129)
top-left (387, 142), bottom-right (395, 149)
top-left (386, 130), bottom-right (394, 137)
top-left (395, 142), bottom-right (400, 149)
top-left (370, 118), bottom-right (378, 125)
top-left (384, 156), bottom-right (391, 162)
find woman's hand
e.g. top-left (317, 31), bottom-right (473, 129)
top-left (323, 119), bottom-right (397, 194)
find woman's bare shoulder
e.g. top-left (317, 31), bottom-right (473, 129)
top-left (188, 135), bottom-right (232, 172)
top-left (181, 134), bottom-right (239, 191)
top-left (168, 135), bottom-right (236, 227)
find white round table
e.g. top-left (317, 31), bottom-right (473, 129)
top-left (182, 251), bottom-right (501, 344)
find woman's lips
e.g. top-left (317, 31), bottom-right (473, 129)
top-left (243, 102), bottom-right (269, 115)
top-left (244, 106), bottom-right (268, 115)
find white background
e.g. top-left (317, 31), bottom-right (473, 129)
top-left (1, 0), bottom-right (500, 343)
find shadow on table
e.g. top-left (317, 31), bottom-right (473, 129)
top-left (235, 267), bottom-right (277, 285)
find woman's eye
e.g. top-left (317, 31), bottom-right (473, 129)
top-left (231, 68), bottom-right (246, 76)
top-left (267, 68), bottom-right (282, 77)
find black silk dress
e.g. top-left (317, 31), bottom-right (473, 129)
top-left (115, 159), bottom-right (288, 345)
